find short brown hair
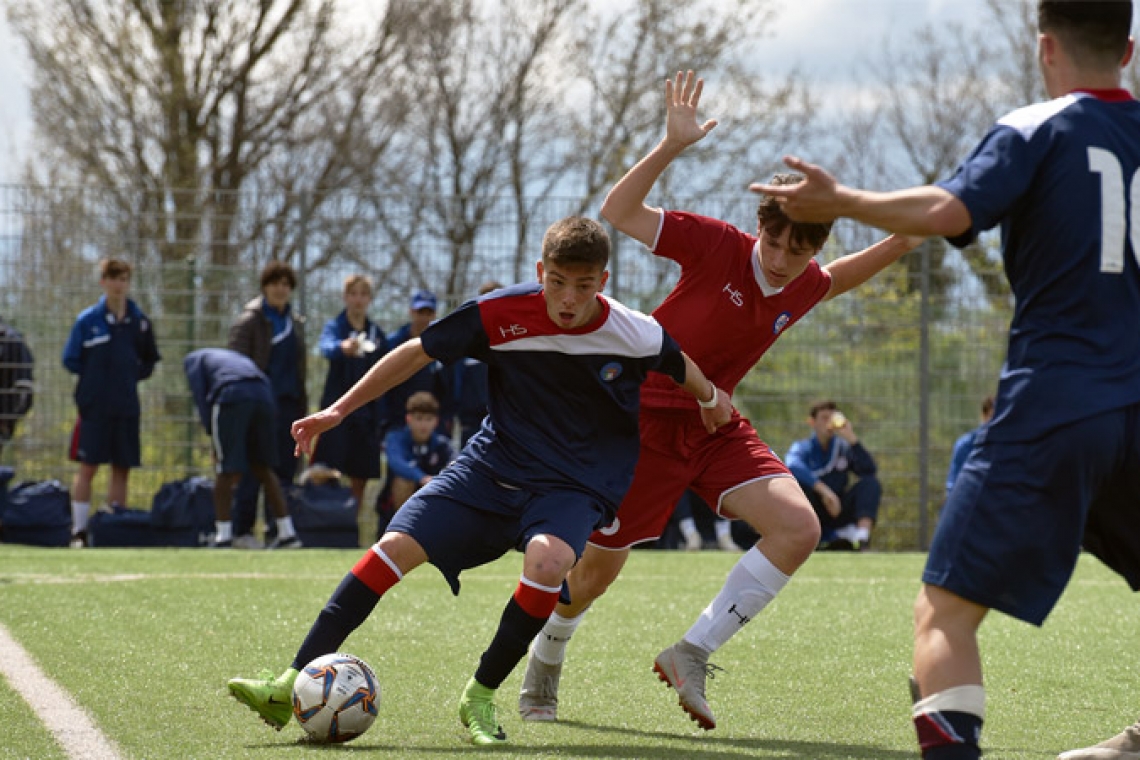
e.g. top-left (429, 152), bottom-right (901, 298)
top-left (343, 274), bottom-right (373, 295)
top-left (99, 258), bottom-right (132, 279)
top-left (1038, 1), bottom-right (1133, 68)
top-left (542, 216), bottom-right (610, 271)
top-left (406, 391), bottom-right (440, 417)
top-left (809, 399), bottom-right (838, 418)
top-left (259, 260), bottom-right (297, 291)
top-left (757, 174), bottom-right (834, 252)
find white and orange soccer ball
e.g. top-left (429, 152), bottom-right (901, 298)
top-left (292, 653), bottom-right (380, 743)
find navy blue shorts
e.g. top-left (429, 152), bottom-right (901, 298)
top-left (312, 413), bottom-right (381, 479)
top-left (925, 404), bottom-right (1140, 625)
top-left (386, 458), bottom-right (607, 595)
top-left (69, 415), bottom-right (140, 467)
top-left (212, 400), bottom-right (278, 474)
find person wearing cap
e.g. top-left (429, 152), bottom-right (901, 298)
top-left (383, 288), bottom-right (449, 437)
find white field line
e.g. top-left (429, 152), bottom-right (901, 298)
top-left (0, 622), bottom-right (125, 760)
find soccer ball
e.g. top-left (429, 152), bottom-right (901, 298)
top-left (292, 653), bottom-right (380, 743)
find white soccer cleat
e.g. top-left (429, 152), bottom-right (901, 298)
top-left (518, 652), bottom-right (561, 721)
top-left (653, 640), bottom-right (722, 730)
top-left (1058, 721), bottom-right (1140, 760)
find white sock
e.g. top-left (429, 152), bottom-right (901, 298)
top-left (678, 517), bottom-right (699, 541)
top-left (853, 526), bottom-right (871, 542)
top-left (71, 501), bottom-right (91, 533)
top-left (276, 516), bottom-right (296, 539)
top-left (683, 545), bottom-right (789, 653)
top-left (714, 519), bottom-right (732, 539)
top-left (532, 610), bottom-right (587, 665)
top-left (215, 521), bottom-right (233, 543)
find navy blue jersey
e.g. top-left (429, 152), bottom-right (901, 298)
top-left (62, 296), bottom-right (160, 416)
top-left (419, 282), bottom-right (686, 514)
top-left (318, 311), bottom-right (387, 421)
top-left (183, 348), bottom-right (274, 432)
top-left (937, 90), bottom-right (1140, 442)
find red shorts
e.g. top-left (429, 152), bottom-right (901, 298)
top-left (590, 408), bottom-right (791, 550)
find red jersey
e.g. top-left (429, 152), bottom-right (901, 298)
top-left (640, 211), bottom-right (832, 411)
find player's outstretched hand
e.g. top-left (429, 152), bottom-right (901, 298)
top-left (292, 408), bottom-right (344, 457)
top-left (665, 70), bottom-right (718, 149)
top-left (750, 155), bottom-right (846, 223)
top-left (699, 386), bottom-right (733, 434)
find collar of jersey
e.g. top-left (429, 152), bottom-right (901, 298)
top-left (1073, 88), bottom-right (1134, 103)
top-left (751, 241), bottom-right (785, 297)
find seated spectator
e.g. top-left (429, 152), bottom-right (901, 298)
top-left (0, 315), bottom-right (34, 460)
top-left (183, 348), bottom-right (301, 549)
top-left (946, 394), bottom-right (995, 495)
top-left (382, 391), bottom-right (455, 522)
top-left (673, 489), bottom-right (739, 552)
top-left (785, 400), bottom-right (881, 551)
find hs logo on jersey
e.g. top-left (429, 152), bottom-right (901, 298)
top-left (499, 324), bottom-right (527, 338)
top-left (722, 283), bottom-right (744, 307)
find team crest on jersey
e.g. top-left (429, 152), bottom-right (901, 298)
top-left (600, 362), bottom-right (623, 382)
top-left (772, 311), bottom-right (792, 335)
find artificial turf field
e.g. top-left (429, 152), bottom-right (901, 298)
top-left (0, 546), bottom-right (1135, 759)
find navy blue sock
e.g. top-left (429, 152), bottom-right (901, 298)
top-left (473, 597), bottom-right (547, 690)
top-left (292, 573), bottom-right (381, 670)
top-left (915, 710), bottom-right (983, 760)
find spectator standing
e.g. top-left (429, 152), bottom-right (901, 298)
top-left (785, 400), bottom-right (882, 551)
top-left (0, 316), bottom-right (34, 460)
top-left (673, 490), bottom-right (739, 552)
top-left (183, 348), bottom-right (301, 549)
top-left (311, 275), bottom-right (388, 511)
top-left (945, 395), bottom-right (994, 495)
top-left (384, 289), bottom-right (448, 436)
top-left (63, 258), bottom-right (161, 547)
top-left (228, 261), bottom-right (307, 549)
top-left (448, 281), bottom-right (503, 448)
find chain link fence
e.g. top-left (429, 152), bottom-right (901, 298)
top-left (0, 185), bottom-right (1010, 550)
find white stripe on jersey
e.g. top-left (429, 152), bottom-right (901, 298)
top-left (997, 93), bottom-right (1082, 140)
top-left (492, 296), bottom-right (666, 358)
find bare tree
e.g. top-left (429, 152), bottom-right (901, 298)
top-left (7, 0), bottom-right (419, 330)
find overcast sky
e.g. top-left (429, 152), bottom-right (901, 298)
top-left (0, 0), bottom-right (1051, 181)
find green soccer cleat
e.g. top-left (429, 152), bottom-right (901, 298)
top-left (227, 668), bottom-right (299, 730)
top-left (459, 677), bottom-right (507, 746)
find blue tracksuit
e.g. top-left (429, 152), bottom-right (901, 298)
top-left (62, 296), bottom-right (160, 417)
top-left (384, 426), bottom-right (454, 483)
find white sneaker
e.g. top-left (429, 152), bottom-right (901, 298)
top-left (653, 640), bottom-right (722, 730)
top-left (1059, 721), bottom-right (1140, 760)
top-left (232, 534), bottom-right (264, 550)
top-left (682, 531), bottom-right (703, 552)
top-left (518, 652), bottom-right (561, 721)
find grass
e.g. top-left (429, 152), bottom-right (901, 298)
top-left (0, 547), bottom-right (1136, 759)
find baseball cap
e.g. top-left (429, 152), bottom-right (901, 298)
top-left (410, 289), bottom-right (437, 311)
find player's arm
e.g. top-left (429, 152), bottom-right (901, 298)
top-left (675, 351), bottom-right (733, 433)
top-left (751, 156), bottom-right (972, 237)
top-left (821, 233), bottom-right (925, 301)
top-left (292, 339), bottom-right (433, 455)
top-left (600, 70), bottom-right (718, 248)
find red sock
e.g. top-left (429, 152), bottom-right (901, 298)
top-left (351, 547), bottom-right (402, 596)
top-left (512, 576), bottom-right (560, 619)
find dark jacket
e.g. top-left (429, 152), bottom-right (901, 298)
top-left (62, 296), bottom-right (160, 416)
top-left (0, 319), bottom-right (34, 424)
top-left (183, 348), bottom-right (274, 432)
top-left (228, 296), bottom-right (307, 412)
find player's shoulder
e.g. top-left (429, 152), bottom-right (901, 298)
top-left (597, 295), bottom-right (669, 356)
top-left (995, 94), bottom-right (1086, 141)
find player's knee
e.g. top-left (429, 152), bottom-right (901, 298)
top-left (568, 563), bottom-right (619, 605)
top-left (523, 535), bottom-right (577, 586)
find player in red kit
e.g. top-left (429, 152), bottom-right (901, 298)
top-left (518, 70), bottom-right (922, 730)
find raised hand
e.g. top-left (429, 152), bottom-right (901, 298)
top-left (665, 70), bottom-right (718, 149)
top-left (750, 155), bottom-right (845, 222)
